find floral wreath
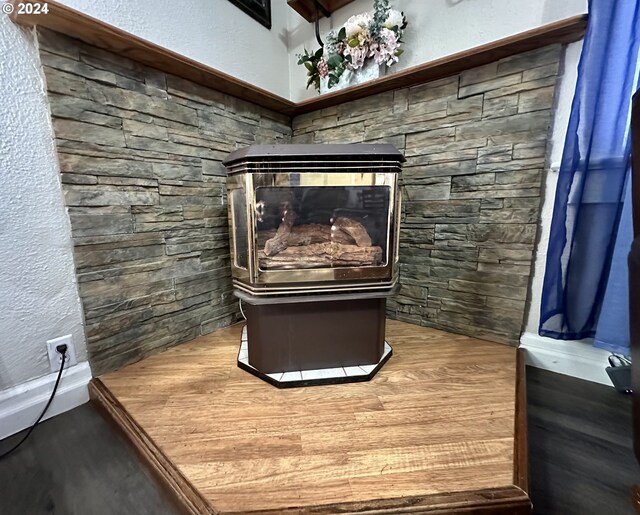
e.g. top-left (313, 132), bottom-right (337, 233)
top-left (298, 0), bottom-right (408, 92)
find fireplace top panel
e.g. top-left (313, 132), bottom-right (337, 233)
top-left (223, 143), bottom-right (406, 171)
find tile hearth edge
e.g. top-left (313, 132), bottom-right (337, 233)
top-left (237, 325), bottom-right (394, 388)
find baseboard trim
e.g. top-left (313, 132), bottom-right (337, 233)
top-left (0, 361), bottom-right (92, 440)
top-left (519, 332), bottom-right (612, 386)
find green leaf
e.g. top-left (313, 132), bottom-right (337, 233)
top-left (338, 27), bottom-right (346, 40)
top-left (315, 48), bottom-right (323, 59)
top-left (304, 62), bottom-right (314, 72)
top-left (395, 48), bottom-right (404, 57)
top-left (327, 54), bottom-right (343, 67)
top-left (348, 38), bottom-right (359, 48)
top-left (344, 54), bottom-right (352, 63)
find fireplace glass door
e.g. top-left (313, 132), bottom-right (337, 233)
top-left (227, 166), bottom-right (400, 294)
top-left (255, 185), bottom-right (391, 271)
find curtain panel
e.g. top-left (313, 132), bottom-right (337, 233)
top-left (540, 0), bottom-right (640, 343)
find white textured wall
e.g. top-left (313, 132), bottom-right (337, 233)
top-left (524, 40), bottom-right (583, 335)
top-left (0, 16), bottom-right (87, 390)
top-left (287, 0), bottom-right (587, 101)
top-left (57, 0), bottom-right (291, 98)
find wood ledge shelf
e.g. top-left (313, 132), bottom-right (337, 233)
top-left (288, 0), bottom-right (357, 22)
top-left (10, 0), bottom-right (587, 117)
top-left (9, 0), bottom-right (297, 116)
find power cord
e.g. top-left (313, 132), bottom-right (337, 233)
top-left (0, 344), bottom-right (68, 460)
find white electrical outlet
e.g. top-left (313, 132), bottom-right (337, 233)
top-left (46, 334), bottom-right (78, 372)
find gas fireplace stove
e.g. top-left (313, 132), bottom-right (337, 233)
top-left (223, 144), bottom-right (404, 387)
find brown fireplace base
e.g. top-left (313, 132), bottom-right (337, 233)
top-left (244, 296), bottom-right (386, 371)
top-left (236, 290), bottom-right (394, 387)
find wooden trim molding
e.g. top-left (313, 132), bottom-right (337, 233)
top-left (294, 15), bottom-right (587, 115)
top-left (234, 487), bottom-right (532, 514)
top-left (632, 484), bottom-right (640, 513)
top-left (288, 0), bottom-right (357, 22)
top-left (89, 379), bottom-right (215, 515)
top-left (9, 0), bottom-right (297, 116)
top-left (10, 0), bottom-right (587, 117)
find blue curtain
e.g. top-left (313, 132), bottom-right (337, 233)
top-left (539, 0), bottom-right (640, 343)
top-left (594, 175), bottom-right (633, 353)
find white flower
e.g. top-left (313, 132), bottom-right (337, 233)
top-left (383, 9), bottom-right (404, 30)
top-left (344, 12), bottom-right (372, 39)
top-left (343, 45), bottom-right (369, 70)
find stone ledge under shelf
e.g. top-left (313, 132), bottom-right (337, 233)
top-left (237, 325), bottom-right (393, 388)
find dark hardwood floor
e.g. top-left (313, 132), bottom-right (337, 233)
top-left (528, 366), bottom-right (639, 515)
top-left (0, 367), bottom-right (636, 514)
top-left (0, 403), bottom-right (179, 515)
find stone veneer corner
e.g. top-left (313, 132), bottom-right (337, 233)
top-left (38, 29), bottom-right (291, 375)
top-left (40, 27), bottom-right (562, 373)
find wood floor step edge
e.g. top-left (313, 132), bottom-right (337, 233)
top-left (514, 348), bottom-right (530, 494)
top-left (90, 358), bottom-right (531, 515)
top-left (225, 487), bottom-right (531, 514)
top-left (88, 378), bottom-right (217, 515)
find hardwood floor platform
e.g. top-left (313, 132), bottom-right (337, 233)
top-left (92, 319), bottom-right (528, 514)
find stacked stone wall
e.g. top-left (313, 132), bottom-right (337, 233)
top-left (292, 45), bottom-right (561, 344)
top-left (39, 30), bottom-right (291, 374)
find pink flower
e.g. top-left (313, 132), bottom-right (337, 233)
top-left (369, 28), bottom-right (401, 66)
top-left (317, 58), bottom-right (329, 78)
